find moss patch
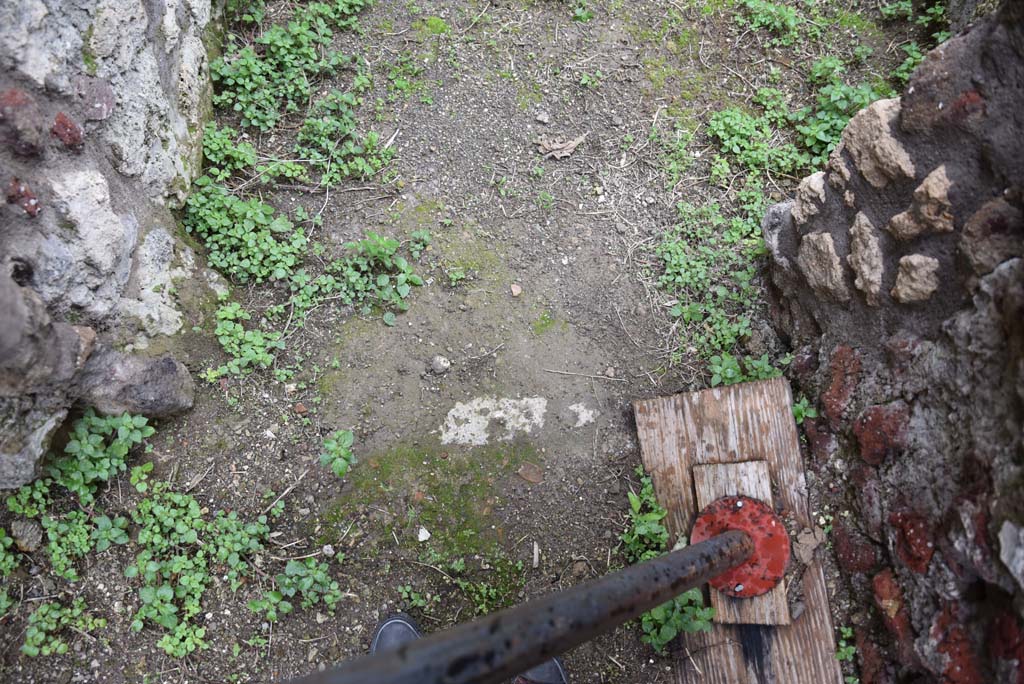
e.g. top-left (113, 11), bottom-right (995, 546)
top-left (316, 440), bottom-right (537, 558)
top-left (531, 309), bottom-right (566, 336)
top-left (413, 16), bottom-right (451, 39)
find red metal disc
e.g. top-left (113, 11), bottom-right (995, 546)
top-left (690, 495), bottom-right (790, 598)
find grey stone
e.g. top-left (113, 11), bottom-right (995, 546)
top-left (960, 197), bottom-right (1024, 276)
top-left (886, 165), bottom-right (955, 240)
top-left (119, 227), bottom-right (193, 341)
top-left (791, 171), bottom-right (827, 227)
top-left (848, 213), bottom-right (884, 306)
top-left (75, 348), bottom-right (195, 418)
top-left (430, 355), bottom-right (452, 374)
top-left (11, 519), bottom-right (42, 552)
top-left (892, 254), bottom-right (940, 303)
top-left (999, 521), bottom-right (1024, 591)
top-left (842, 98), bottom-right (916, 188)
top-left (0, 403), bottom-right (65, 489)
top-left (48, 169), bottom-right (138, 318)
top-left (797, 232), bottom-right (850, 302)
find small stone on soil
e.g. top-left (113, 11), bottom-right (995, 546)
top-left (417, 526), bottom-right (431, 542)
top-left (517, 462), bottom-right (544, 484)
top-left (11, 519), bottom-right (42, 552)
top-left (430, 355), bottom-right (451, 374)
top-left (510, 283), bottom-right (523, 297)
top-left (536, 111), bottom-right (550, 124)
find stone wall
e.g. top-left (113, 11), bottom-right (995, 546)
top-left (763, 2), bottom-right (1023, 682)
top-left (0, 0), bottom-right (223, 487)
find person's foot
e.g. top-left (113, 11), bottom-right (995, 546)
top-left (513, 657), bottom-right (569, 684)
top-left (368, 613), bottom-right (568, 683)
top-left (369, 613), bottom-right (422, 654)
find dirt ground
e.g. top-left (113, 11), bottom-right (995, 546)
top-left (2, 1), bottom-right (917, 682)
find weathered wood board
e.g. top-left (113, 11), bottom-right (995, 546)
top-left (634, 377), bottom-right (842, 684)
top-left (692, 460), bottom-right (789, 626)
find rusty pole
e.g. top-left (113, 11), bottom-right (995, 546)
top-left (289, 529), bottom-right (753, 684)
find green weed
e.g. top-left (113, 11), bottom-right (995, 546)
top-left (640, 588), bottom-right (714, 653)
top-left (6, 478), bottom-right (51, 518)
top-left (48, 410), bottom-right (155, 506)
top-left (294, 90), bottom-right (394, 185)
top-left (397, 584), bottom-right (438, 612)
top-left (250, 558), bottom-right (344, 622)
top-left (320, 430), bottom-right (357, 478)
top-left (708, 351), bottom-right (788, 387)
top-left (736, 0), bottom-right (803, 46)
top-left (201, 124), bottom-right (257, 181)
top-left (620, 466), bottom-right (715, 652)
top-left (579, 70), bottom-right (603, 88)
top-left (654, 198), bottom-right (764, 360)
top-left (0, 527), bottom-right (18, 576)
top-left (836, 625), bottom-right (857, 661)
top-left (125, 481), bottom-right (273, 657)
top-left (183, 179), bottom-right (308, 283)
top-left (212, 1), bottom-right (369, 130)
top-left (792, 396), bottom-right (818, 424)
top-left (571, 1), bottom-right (594, 22)
top-left (204, 300), bottom-right (284, 380)
top-left (21, 599), bottom-right (105, 657)
top-left (621, 466), bottom-right (669, 563)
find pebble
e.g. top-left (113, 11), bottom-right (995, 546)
top-left (323, 544), bottom-right (336, 557)
top-left (536, 111), bottom-right (550, 124)
top-left (430, 355), bottom-right (451, 374)
top-left (417, 526), bottom-right (431, 542)
top-left (510, 283), bottom-right (523, 297)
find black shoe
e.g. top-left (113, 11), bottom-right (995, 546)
top-left (370, 612), bottom-right (423, 654)
top-left (514, 657), bottom-right (569, 684)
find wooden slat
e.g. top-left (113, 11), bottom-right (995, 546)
top-left (692, 460), bottom-right (789, 625)
top-left (634, 377), bottom-right (841, 684)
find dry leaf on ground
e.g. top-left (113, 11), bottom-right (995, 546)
top-left (535, 133), bottom-right (588, 159)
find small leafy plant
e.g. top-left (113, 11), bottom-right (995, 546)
top-left (640, 588), bottom-right (714, 653)
top-left (792, 396), bottom-right (819, 424)
top-left (320, 430), bottom-right (356, 478)
top-left (621, 466), bottom-right (669, 563)
top-left (579, 70), bottom-right (603, 88)
top-left (251, 558), bottom-right (344, 622)
top-left (201, 123), bottom-right (256, 181)
top-left (836, 625), bottom-right (857, 662)
top-left (48, 410), bottom-right (155, 506)
top-left (183, 179), bottom-right (307, 283)
top-left (21, 599), bottom-right (106, 657)
top-left (205, 301), bottom-right (284, 380)
top-left (6, 478), bottom-right (51, 517)
top-left (736, 0), bottom-right (803, 46)
top-left (294, 90), bottom-right (393, 185)
top-left (620, 466), bottom-right (715, 652)
top-left (397, 584), bottom-right (437, 612)
top-left (0, 527), bottom-right (18, 576)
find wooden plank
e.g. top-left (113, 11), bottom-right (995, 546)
top-left (692, 460), bottom-right (790, 626)
top-left (634, 377), bottom-right (841, 684)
